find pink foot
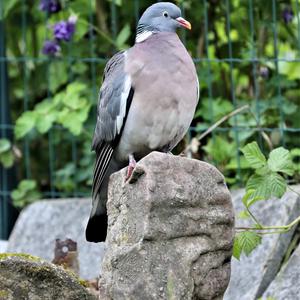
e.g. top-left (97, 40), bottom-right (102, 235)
top-left (125, 154), bottom-right (136, 181)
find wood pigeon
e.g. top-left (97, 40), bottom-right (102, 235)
top-left (86, 2), bottom-right (199, 242)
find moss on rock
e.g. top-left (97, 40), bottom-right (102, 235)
top-left (0, 252), bottom-right (41, 261)
top-left (0, 253), bottom-right (96, 300)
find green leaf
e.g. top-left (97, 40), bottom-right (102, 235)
top-left (35, 114), bottom-right (56, 134)
top-left (282, 101), bottom-right (298, 115)
top-left (55, 163), bottom-right (76, 192)
top-left (195, 97), bottom-right (234, 122)
top-left (15, 111), bottom-right (37, 139)
top-left (35, 100), bottom-right (55, 114)
top-left (60, 111), bottom-right (83, 136)
top-left (76, 103), bottom-right (91, 122)
top-left (225, 156), bottom-right (250, 170)
top-left (11, 189), bottom-right (25, 201)
top-left (241, 142), bottom-right (266, 169)
top-left (238, 210), bottom-right (250, 220)
top-left (203, 135), bottom-right (236, 164)
top-left (49, 62), bottom-right (68, 93)
top-left (19, 179), bottom-right (36, 191)
top-left (268, 147), bottom-right (294, 176)
top-left (233, 236), bottom-right (242, 260)
top-left (11, 180), bottom-right (41, 209)
top-left (116, 24), bottom-right (130, 48)
top-left (71, 62), bottom-right (88, 75)
top-left (242, 188), bottom-right (264, 208)
top-left (74, 18), bottom-right (89, 42)
top-left (64, 96), bottom-right (86, 110)
top-left (242, 190), bottom-right (253, 206)
top-left (0, 151), bottom-right (14, 168)
top-left (0, 139), bottom-right (11, 153)
top-left (291, 148), bottom-right (300, 157)
top-left (268, 173), bottom-right (287, 198)
top-left (247, 172), bottom-right (287, 200)
top-left (2, 0), bottom-right (19, 19)
top-left (66, 82), bottom-right (87, 97)
top-left (233, 231), bottom-right (262, 260)
top-left (107, 0), bottom-right (122, 6)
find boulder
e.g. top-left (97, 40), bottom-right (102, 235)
top-left (224, 186), bottom-right (300, 300)
top-left (7, 198), bottom-right (105, 280)
top-left (0, 253), bottom-right (96, 300)
top-left (0, 240), bottom-right (7, 253)
top-left (99, 152), bottom-right (234, 300)
top-left (263, 241), bottom-right (300, 299)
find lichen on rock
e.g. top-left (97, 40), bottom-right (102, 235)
top-left (0, 253), bottom-right (96, 300)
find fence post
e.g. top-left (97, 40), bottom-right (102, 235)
top-left (0, 12), bottom-right (18, 239)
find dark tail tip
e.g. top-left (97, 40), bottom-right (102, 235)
top-left (85, 214), bottom-right (108, 243)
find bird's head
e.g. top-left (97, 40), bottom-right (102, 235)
top-left (136, 2), bottom-right (191, 40)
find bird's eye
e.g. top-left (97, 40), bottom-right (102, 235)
top-left (163, 11), bottom-right (169, 18)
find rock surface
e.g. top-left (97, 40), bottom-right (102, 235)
top-left (224, 186), bottom-right (300, 300)
top-left (263, 241), bottom-right (300, 300)
top-left (0, 240), bottom-right (7, 253)
top-left (7, 199), bottom-right (104, 280)
top-left (99, 152), bottom-right (234, 300)
top-left (0, 253), bottom-right (96, 300)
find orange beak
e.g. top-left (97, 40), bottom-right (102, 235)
top-left (176, 17), bottom-right (192, 30)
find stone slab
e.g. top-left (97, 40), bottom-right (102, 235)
top-left (224, 186), bottom-right (300, 300)
top-left (0, 240), bottom-right (7, 253)
top-left (7, 199), bottom-right (105, 280)
top-left (263, 242), bottom-right (300, 300)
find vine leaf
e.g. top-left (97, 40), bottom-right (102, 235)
top-left (246, 172), bottom-right (286, 200)
top-left (0, 139), bottom-right (14, 168)
top-left (268, 147), bottom-right (294, 176)
top-left (241, 142), bottom-right (266, 169)
top-left (233, 231), bottom-right (262, 260)
top-left (11, 179), bottom-right (41, 208)
top-left (15, 111), bottom-right (37, 139)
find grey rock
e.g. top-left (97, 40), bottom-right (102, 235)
top-left (99, 152), bottom-right (234, 300)
top-left (224, 186), bottom-right (300, 300)
top-left (7, 199), bottom-right (105, 280)
top-left (263, 241), bottom-right (300, 300)
top-left (0, 240), bottom-right (7, 253)
top-left (0, 253), bottom-right (96, 300)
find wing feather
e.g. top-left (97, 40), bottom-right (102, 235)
top-left (91, 51), bottom-right (134, 201)
top-left (92, 143), bottom-right (114, 200)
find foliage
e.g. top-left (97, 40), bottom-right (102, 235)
top-left (242, 142), bottom-right (294, 202)
top-left (14, 82), bottom-right (92, 138)
top-left (11, 180), bottom-right (41, 208)
top-left (1, 0), bottom-right (300, 207)
top-left (0, 139), bottom-right (14, 168)
top-left (233, 231), bottom-right (262, 260)
top-left (233, 142), bottom-right (299, 260)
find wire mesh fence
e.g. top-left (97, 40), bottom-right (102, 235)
top-left (1, 0), bottom-right (300, 239)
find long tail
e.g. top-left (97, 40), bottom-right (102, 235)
top-left (85, 184), bottom-right (108, 242)
top-left (86, 155), bottom-right (121, 242)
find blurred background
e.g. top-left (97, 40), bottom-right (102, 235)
top-left (0, 0), bottom-right (299, 239)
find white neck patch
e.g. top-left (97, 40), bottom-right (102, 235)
top-left (135, 31), bottom-right (153, 43)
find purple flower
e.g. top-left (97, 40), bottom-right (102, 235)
top-left (282, 7), bottom-right (293, 24)
top-left (39, 0), bottom-right (61, 13)
top-left (42, 40), bottom-right (61, 56)
top-left (53, 16), bottom-right (77, 42)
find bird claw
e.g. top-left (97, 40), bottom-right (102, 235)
top-left (125, 154), bottom-right (136, 181)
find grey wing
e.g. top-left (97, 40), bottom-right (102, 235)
top-left (92, 50), bottom-right (134, 200)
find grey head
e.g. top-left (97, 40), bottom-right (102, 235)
top-left (137, 2), bottom-right (191, 35)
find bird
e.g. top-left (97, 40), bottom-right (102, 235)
top-left (86, 2), bottom-right (199, 243)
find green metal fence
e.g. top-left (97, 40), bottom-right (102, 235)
top-left (1, 0), bottom-right (300, 239)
